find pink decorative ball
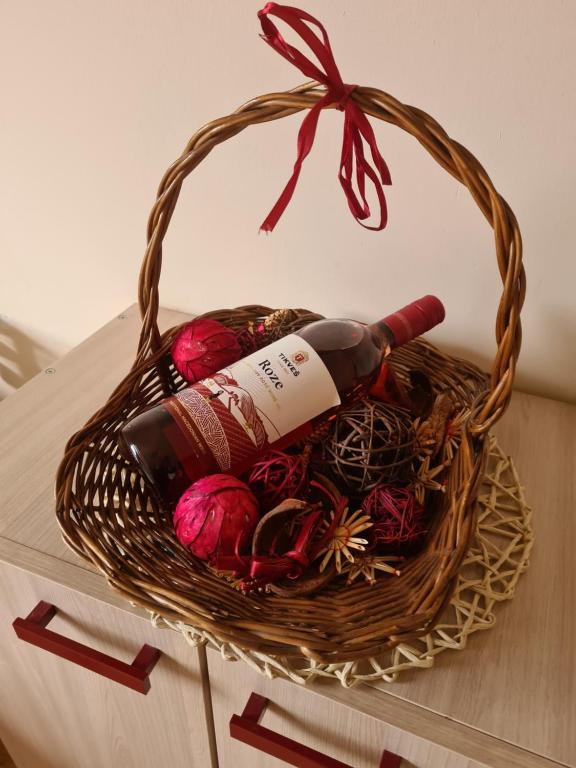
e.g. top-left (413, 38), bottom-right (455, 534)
top-left (362, 485), bottom-right (427, 551)
top-left (173, 474), bottom-right (259, 563)
top-left (247, 450), bottom-right (310, 510)
top-left (171, 318), bottom-right (242, 383)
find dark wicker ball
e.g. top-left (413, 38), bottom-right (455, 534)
top-left (320, 400), bottom-right (416, 493)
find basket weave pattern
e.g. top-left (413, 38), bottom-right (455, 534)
top-left (55, 84), bottom-right (524, 664)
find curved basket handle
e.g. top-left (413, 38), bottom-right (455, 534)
top-left (136, 83), bottom-right (524, 435)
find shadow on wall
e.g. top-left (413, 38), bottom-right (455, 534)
top-left (0, 319), bottom-right (56, 399)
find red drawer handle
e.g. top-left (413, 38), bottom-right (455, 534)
top-left (13, 601), bottom-right (161, 695)
top-left (230, 692), bottom-right (403, 768)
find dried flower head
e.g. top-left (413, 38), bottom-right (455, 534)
top-left (315, 506), bottom-right (373, 573)
top-left (414, 392), bottom-right (454, 458)
top-left (441, 408), bottom-right (467, 465)
top-left (345, 555), bottom-right (402, 585)
top-left (412, 455), bottom-right (447, 505)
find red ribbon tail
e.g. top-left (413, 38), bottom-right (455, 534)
top-left (260, 170), bottom-right (302, 233)
top-left (337, 103), bottom-right (391, 230)
top-left (351, 104), bottom-right (392, 185)
top-left (260, 98), bottom-right (327, 232)
top-left (247, 554), bottom-right (306, 584)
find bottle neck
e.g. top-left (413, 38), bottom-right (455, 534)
top-left (368, 320), bottom-right (397, 354)
top-left (369, 295), bottom-right (445, 351)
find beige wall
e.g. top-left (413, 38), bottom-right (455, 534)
top-left (1, 1), bottom-right (574, 402)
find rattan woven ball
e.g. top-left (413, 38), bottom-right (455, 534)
top-left (247, 448), bottom-right (311, 511)
top-left (320, 401), bottom-right (416, 494)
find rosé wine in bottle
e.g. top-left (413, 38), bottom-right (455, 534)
top-left (120, 296), bottom-right (444, 506)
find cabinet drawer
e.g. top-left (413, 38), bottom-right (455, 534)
top-left (208, 652), bottom-right (484, 768)
top-left (0, 560), bottom-right (213, 768)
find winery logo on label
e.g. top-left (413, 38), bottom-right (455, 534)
top-left (278, 349), bottom-right (307, 378)
top-left (290, 350), bottom-right (309, 365)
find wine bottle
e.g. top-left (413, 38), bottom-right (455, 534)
top-left (120, 296), bottom-right (444, 506)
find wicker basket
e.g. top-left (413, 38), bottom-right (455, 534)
top-left (55, 83), bottom-right (524, 664)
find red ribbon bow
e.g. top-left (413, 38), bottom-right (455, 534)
top-left (258, 2), bottom-right (392, 232)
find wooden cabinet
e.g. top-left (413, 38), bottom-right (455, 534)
top-left (0, 305), bottom-right (574, 768)
top-left (0, 561), bottom-right (214, 768)
top-left (208, 653), bottom-right (481, 768)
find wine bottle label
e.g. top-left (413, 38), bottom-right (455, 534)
top-left (165, 334), bottom-right (341, 472)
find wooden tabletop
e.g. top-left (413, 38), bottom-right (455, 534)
top-left (0, 304), bottom-right (574, 768)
